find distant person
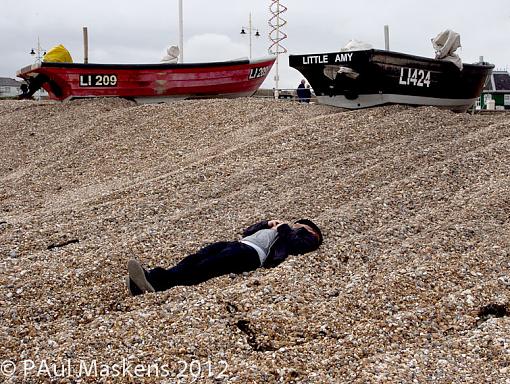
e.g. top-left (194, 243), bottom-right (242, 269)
top-left (303, 84), bottom-right (312, 103)
top-left (18, 83), bottom-right (32, 100)
top-left (296, 79), bottom-right (307, 102)
top-left (126, 219), bottom-right (323, 296)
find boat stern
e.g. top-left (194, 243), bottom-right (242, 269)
top-left (289, 50), bottom-right (374, 100)
top-left (16, 62), bottom-right (67, 100)
top-left (16, 63), bottom-right (41, 79)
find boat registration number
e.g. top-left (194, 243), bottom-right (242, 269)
top-left (79, 74), bottom-right (118, 87)
top-left (399, 68), bottom-right (431, 88)
top-left (249, 66), bottom-right (270, 80)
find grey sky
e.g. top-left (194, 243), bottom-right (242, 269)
top-left (1, 0), bottom-right (508, 89)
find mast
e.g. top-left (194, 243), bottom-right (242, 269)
top-left (178, 0), bottom-right (184, 62)
top-left (249, 12), bottom-right (252, 59)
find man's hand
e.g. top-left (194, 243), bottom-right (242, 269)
top-left (268, 220), bottom-right (284, 228)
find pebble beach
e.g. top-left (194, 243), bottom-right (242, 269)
top-left (0, 97), bottom-right (509, 383)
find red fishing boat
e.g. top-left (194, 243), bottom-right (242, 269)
top-left (16, 56), bottom-right (275, 103)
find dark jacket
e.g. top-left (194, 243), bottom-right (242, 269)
top-left (296, 83), bottom-right (306, 100)
top-left (303, 87), bottom-right (312, 102)
top-left (242, 220), bottom-right (320, 268)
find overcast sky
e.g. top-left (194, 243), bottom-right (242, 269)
top-left (1, 0), bottom-right (509, 89)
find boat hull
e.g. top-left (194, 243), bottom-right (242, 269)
top-left (16, 56), bottom-right (276, 102)
top-left (289, 50), bottom-right (494, 112)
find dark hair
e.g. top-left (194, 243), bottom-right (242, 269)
top-left (294, 219), bottom-right (323, 245)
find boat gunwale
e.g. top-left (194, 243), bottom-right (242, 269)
top-left (289, 49), bottom-right (494, 70)
top-left (17, 55), bottom-right (276, 77)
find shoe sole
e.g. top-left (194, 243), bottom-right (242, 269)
top-left (127, 259), bottom-right (155, 293)
top-left (125, 276), bottom-right (132, 296)
top-left (125, 276), bottom-right (140, 296)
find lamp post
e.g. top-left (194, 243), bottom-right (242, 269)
top-left (30, 37), bottom-right (46, 64)
top-left (28, 37), bottom-right (47, 100)
top-left (240, 12), bottom-right (260, 60)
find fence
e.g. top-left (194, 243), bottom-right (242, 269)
top-left (253, 88), bottom-right (318, 102)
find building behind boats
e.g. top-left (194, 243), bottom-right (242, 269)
top-left (479, 70), bottom-right (510, 110)
top-left (0, 77), bottom-right (23, 98)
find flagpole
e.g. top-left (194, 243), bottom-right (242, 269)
top-left (249, 12), bottom-right (252, 59)
top-left (179, 0), bottom-right (184, 63)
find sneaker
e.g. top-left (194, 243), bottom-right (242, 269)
top-left (127, 259), bottom-right (155, 294)
top-left (125, 276), bottom-right (144, 296)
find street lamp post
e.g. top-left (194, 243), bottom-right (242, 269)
top-left (240, 12), bottom-right (260, 60)
top-left (28, 37), bottom-right (47, 100)
top-left (30, 37), bottom-right (46, 64)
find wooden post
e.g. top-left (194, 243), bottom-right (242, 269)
top-left (384, 25), bottom-right (390, 51)
top-left (83, 26), bottom-right (89, 64)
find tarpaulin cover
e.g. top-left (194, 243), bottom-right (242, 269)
top-left (432, 30), bottom-right (462, 70)
top-left (43, 45), bottom-right (73, 63)
top-left (161, 46), bottom-right (179, 63)
top-left (341, 40), bottom-right (373, 52)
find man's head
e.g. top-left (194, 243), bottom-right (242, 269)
top-left (301, 79), bottom-right (306, 85)
top-left (293, 219), bottom-right (323, 247)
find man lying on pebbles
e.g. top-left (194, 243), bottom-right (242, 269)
top-left (126, 219), bottom-right (323, 296)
